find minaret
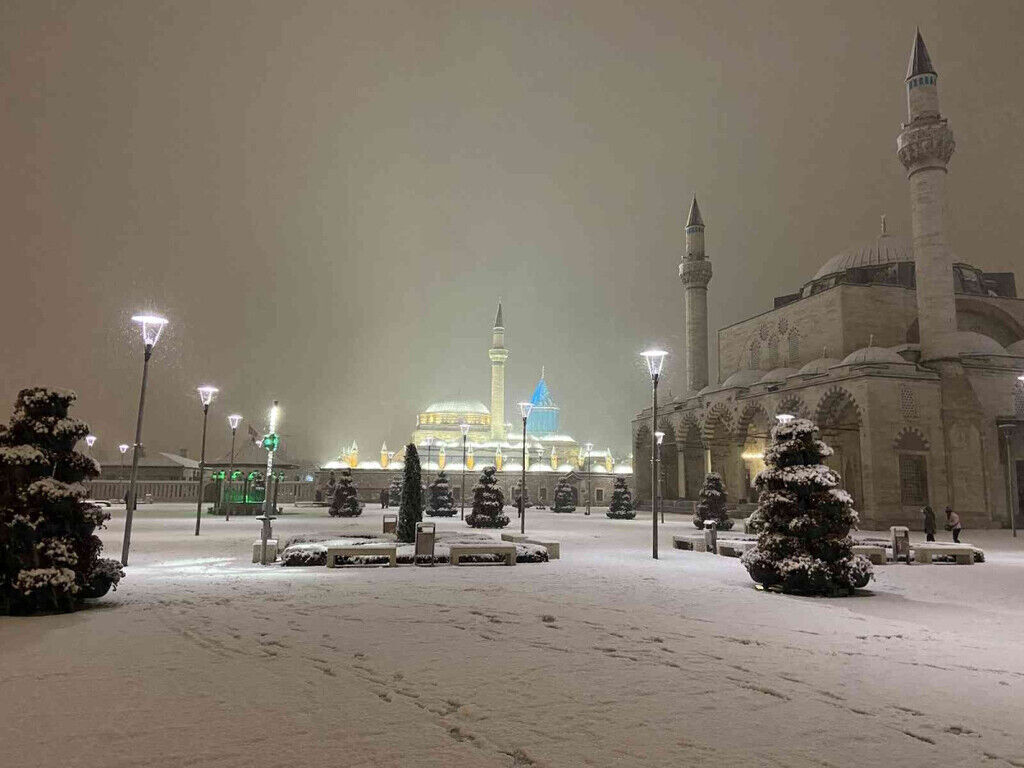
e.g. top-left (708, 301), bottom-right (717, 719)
top-left (679, 196), bottom-right (712, 392)
top-left (897, 30), bottom-right (957, 359)
top-left (488, 301), bottom-right (508, 440)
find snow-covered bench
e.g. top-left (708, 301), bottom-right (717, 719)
top-left (252, 539), bottom-right (279, 563)
top-left (913, 543), bottom-right (974, 565)
top-left (672, 534), bottom-right (708, 552)
top-left (716, 540), bottom-right (755, 558)
top-left (449, 543), bottom-right (516, 566)
top-left (851, 545), bottom-right (886, 565)
top-left (326, 543), bottom-right (398, 568)
top-left (500, 533), bottom-right (560, 559)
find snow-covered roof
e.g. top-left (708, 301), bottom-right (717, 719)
top-left (721, 369), bottom-right (763, 388)
top-left (613, 464), bottom-right (633, 474)
top-left (926, 331), bottom-right (1006, 359)
top-left (813, 233), bottom-right (911, 280)
top-left (841, 346), bottom-right (910, 366)
top-left (760, 367), bottom-right (799, 384)
top-left (423, 399), bottom-right (490, 415)
top-left (798, 357), bottom-right (841, 376)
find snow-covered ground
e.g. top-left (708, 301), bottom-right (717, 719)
top-left (2, 503), bottom-right (1023, 767)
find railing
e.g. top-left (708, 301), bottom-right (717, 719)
top-left (84, 480), bottom-right (316, 504)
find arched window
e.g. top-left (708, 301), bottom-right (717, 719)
top-left (766, 335), bottom-right (779, 369)
top-left (1015, 380), bottom-right (1024, 419)
top-left (895, 428), bottom-right (930, 507)
top-left (749, 339), bottom-right (761, 370)
top-left (899, 385), bottom-right (918, 421)
top-left (788, 332), bottom-right (800, 366)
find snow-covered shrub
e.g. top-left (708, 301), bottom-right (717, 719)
top-left (396, 444), bottom-right (422, 542)
top-left (552, 477), bottom-right (575, 513)
top-left (0, 388), bottom-right (121, 614)
top-left (328, 469), bottom-right (362, 517)
top-left (387, 476), bottom-right (403, 507)
top-left (426, 470), bottom-right (457, 517)
top-left (606, 477), bottom-right (635, 519)
top-left (741, 418), bottom-right (872, 596)
top-left (693, 472), bottom-right (733, 530)
top-left (466, 466), bottom-right (509, 528)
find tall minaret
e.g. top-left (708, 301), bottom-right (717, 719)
top-left (897, 30), bottom-right (957, 359)
top-left (488, 301), bottom-right (508, 440)
top-left (679, 196), bottom-right (712, 392)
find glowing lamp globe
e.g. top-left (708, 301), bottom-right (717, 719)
top-left (131, 314), bottom-right (168, 348)
top-left (641, 349), bottom-right (667, 378)
top-left (655, 431), bottom-right (665, 446)
top-left (585, 442), bottom-right (594, 454)
top-left (197, 386), bottom-right (219, 407)
top-left (85, 434), bottom-right (97, 448)
top-left (118, 443), bottom-right (130, 455)
top-left (776, 413), bottom-right (795, 425)
top-left (518, 401), bottom-right (534, 420)
top-left (459, 423), bottom-right (470, 437)
top-left (228, 414), bottom-right (243, 430)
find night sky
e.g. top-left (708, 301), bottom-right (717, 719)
top-left (2, 1), bottom-right (1022, 463)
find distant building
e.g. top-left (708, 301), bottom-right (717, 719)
top-left (633, 32), bottom-right (1024, 529)
top-left (99, 450), bottom-right (199, 481)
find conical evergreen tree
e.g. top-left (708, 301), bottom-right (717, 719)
top-left (606, 476), bottom-right (635, 519)
top-left (693, 472), bottom-right (733, 530)
top-left (1, 388), bottom-right (124, 614)
top-left (387, 475), bottom-right (403, 507)
top-left (466, 466), bottom-right (509, 528)
top-left (741, 418), bottom-right (872, 595)
top-left (396, 444), bottom-right (422, 543)
top-left (426, 470), bottom-right (457, 517)
top-left (328, 468), bottom-right (362, 517)
top-left (552, 476), bottom-right (575, 513)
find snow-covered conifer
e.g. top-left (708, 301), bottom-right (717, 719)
top-left (328, 468), bottom-right (362, 517)
top-left (396, 444), bottom-right (422, 542)
top-left (552, 476), bottom-right (575, 514)
top-left (606, 476), bottom-right (635, 519)
top-left (387, 475), bottom-right (403, 507)
top-left (426, 470), bottom-right (457, 517)
top-left (466, 466), bottom-right (509, 528)
top-left (693, 472), bottom-right (732, 530)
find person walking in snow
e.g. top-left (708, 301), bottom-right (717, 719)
top-left (945, 506), bottom-right (962, 543)
top-left (379, 487), bottom-right (388, 508)
top-left (922, 505), bottom-right (936, 542)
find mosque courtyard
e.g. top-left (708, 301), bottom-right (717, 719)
top-left (2, 503), bottom-right (1022, 767)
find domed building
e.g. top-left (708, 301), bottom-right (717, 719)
top-left (633, 32), bottom-right (1024, 529)
top-left (413, 399), bottom-right (492, 445)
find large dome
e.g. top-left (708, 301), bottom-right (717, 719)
top-left (423, 399), bottom-right (490, 415)
top-left (813, 234), bottom-right (912, 280)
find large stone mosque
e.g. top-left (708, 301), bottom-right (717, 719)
top-left (633, 32), bottom-right (1024, 529)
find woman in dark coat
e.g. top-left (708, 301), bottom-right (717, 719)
top-left (922, 505), bottom-right (936, 542)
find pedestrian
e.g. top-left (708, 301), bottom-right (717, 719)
top-left (944, 505), bottom-right (962, 543)
top-left (922, 505), bottom-right (936, 542)
top-left (380, 487), bottom-right (388, 509)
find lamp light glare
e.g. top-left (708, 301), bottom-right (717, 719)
top-left (197, 386), bottom-right (219, 406)
top-left (228, 414), bottom-right (243, 430)
top-left (268, 401), bottom-right (280, 433)
top-left (776, 413), bottom-right (795, 425)
top-left (585, 442), bottom-right (594, 454)
top-left (131, 314), bottom-right (168, 347)
top-left (459, 422), bottom-right (470, 437)
top-left (119, 443), bottom-right (130, 454)
top-left (655, 431), bottom-right (664, 446)
top-left (641, 349), bottom-right (667, 378)
top-left (85, 434), bottom-right (97, 448)
top-left (518, 401), bottom-right (534, 420)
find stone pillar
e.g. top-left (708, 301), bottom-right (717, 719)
top-left (489, 302), bottom-right (508, 440)
top-left (680, 196), bottom-right (712, 393)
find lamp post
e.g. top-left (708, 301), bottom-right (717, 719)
top-left (998, 422), bottom-right (1018, 538)
top-left (225, 414), bottom-right (242, 521)
top-left (584, 442), bottom-right (594, 515)
top-left (518, 402), bottom-right (533, 533)
top-left (424, 436), bottom-right (434, 485)
top-left (121, 313), bottom-right (168, 566)
top-left (118, 443), bottom-right (129, 477)
top-left (460, 423), bottom-right (470, 520)
top-left (655, 431), bottom-right (665, 523)
top-left (642, 349), bottom-right (667, 559)
top-left (194, 386), bottom-right (218, 536)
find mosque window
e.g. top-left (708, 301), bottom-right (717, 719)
top-left (899, 385), bottom-right (918, 421)
top-left (898, 454), bottom-right (929, 506)
top-left (788, 332), bottom-right (800, 365)
top-left (596, 488), bottom-right (605, 503)
top-left (767, 336), bottom-right (779, 369)
top-left (749, 340), bottom-right (761, 369)
top-left (1015, 381), bottom-right (1024, 418)
top-left (539, 487), bottom-right (548, 501)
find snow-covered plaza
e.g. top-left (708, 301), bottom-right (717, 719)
top-left (2, 503), bottom-right (1022, 767)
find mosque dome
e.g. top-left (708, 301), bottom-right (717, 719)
top-left (423, 400), bottom-right (489, 415)
top-left (813, 233), bottom-right (912, 280)
top-left (841, 346), bottom-right (910, 366)
top-left (798, 357), bottom-right (841, 375)
top-left (721, 369), bottom-right (763, 388)
top-left (927, 331), bottom-right (1006, 359)
top-left (760, 367), bottom-right (799, 384)
top-left (1006, 339), bottom-right (1024, 356)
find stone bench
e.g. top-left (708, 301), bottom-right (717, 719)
top-left (500, 533), bottom-right (560, 559)
top-left (326, 544), bottom-right (398, 568)
top-left (716, 540), bottom-right (755, 558)
top-left (672, 534), bottom-right (708, 552)
top-left (852, 545), bottom-right (886, 565)
top-left (913, 543), bottom-right (974, 565)
top-left (252, 539), bottom-right (278, 563)
top-left (449, 543), bottom-right (516, 566)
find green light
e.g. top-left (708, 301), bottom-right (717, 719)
top-left (262, 433), bottom-right (279, 451)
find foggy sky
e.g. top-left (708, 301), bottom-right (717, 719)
top-left (2, 0), bottom-right (1023, 464)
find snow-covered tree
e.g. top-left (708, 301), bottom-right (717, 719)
top-left (552, 476), bottom-right (575, 514)
top-left (426, 470), bottom-right (457, 517)
top-left (466, 466), bottom-right (509, 528)
top-left (693, 472), bottom-right (733, 530)
top-left (396, 444), bottom-right (422, 543)
top-left (387, 475), bottom-right (403, 507)
top-left (741, 418), bottom-right (872, 595)
top-left (328, 469), bottom-right (362, 517)
top-left (1, 388), bottom-right (123, 615)
top-left (606, 477), bottom-right (635, 519)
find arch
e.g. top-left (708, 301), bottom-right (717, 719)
top-left (634, 424), bottom-right (653, 503)
top-left (815, 386), bottom-right (862, 428)
top-left (894, 426), bottom-right (930, 452)
top-left (656, 423), bottom-right (679, 500)
top-left (735, 401), bottom-right (772, 502)
top-left (735, 401), bottom-right (770, 440)
top-left (906, 298), bottom-right (1024, 347)
top-left (1015, 379), bottom-right (1024, 419)
top-left (776, 394), bottom-right (808, 421)
top-left (815, 386), bottom-right (864, 512)
top-left (702, 402), bottom-right (735, 445)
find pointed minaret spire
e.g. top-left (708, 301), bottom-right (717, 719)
top-left (906, 29), bottom-right (935, 79)
top-left (493, 300), bottom-right (503, 329)
top-left (488, 301), bottom-right (508, 440)
top-left (685, 195), bottom-right (704, 229)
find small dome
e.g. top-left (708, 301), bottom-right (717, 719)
top-left (841, 346), bottom-right (909, 366)
top-left (760, 367), bottom-right (799, 384)
top-left (798, 357), bottom-right (841, 375)
top-left (697, 384), bottom-right (716, 396)
top-left (813, 233), bottom-right (912, 280)
top-left (423, 399), bottom-right (490, 415)
top-left (926, 331), bottom-right (1006, 359)
top-left (721, 369), bottom-right (763, 388)
top-left (1005, 339), bottom-right (1024, 356)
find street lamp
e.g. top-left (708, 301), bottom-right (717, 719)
top-left (85, 434), bottom-right (96, 454)
top-left (121, 312), bottom-right (169, 566)
top-left (641, 349), bottom-right (667, 559)
top-left (460, 423), bottom-right (470, 520)
top-left (258, 401), bottom-right (281, 565)
top-left (655, 431), bottom-right (665, 523)
top-left (225, 414), bottom-right (242, 521)
top-left (776, 413), bottom-right (795, 425)
top-left (118, 443), bottom-right (129, 476)
top-left (998, 422), bottom-right (1018, 539)
top-left (518, 401), bottom-right (533, 534)
top-left (194, 386), bottom-right (219, 536)
top-left (424, 435), bottom-right (435, 482)
top-left (584, 442), bottom-right (594, 516)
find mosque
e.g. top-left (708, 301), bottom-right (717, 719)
top-left (633, 32), bottom-right (1024, 530)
